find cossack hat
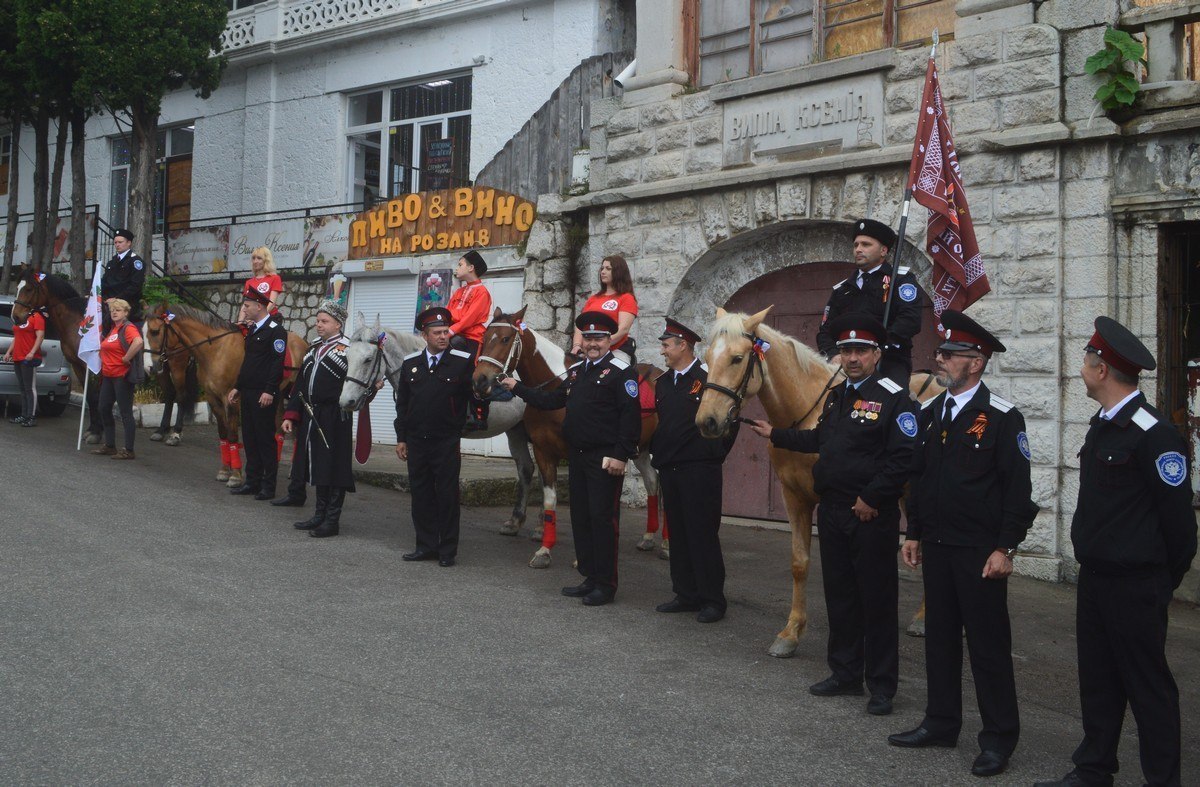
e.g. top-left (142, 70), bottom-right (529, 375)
top-left (462, 250), bottom-right (488, 275)
top-left (317, 299), bottom-right (347, 326)
top-left (852, 218), bottom-right (897, 250)
top-left (114, 228), bottom-right (135, 242)
top-left (415, 306), bottom-right (453, 332)
top-left (1087, 316), bottom-right (1155, 376)
top-left (575, 310), bottom-right (618, 336)
top-left (658, 317), bottom-right (701, 345)
top-left (826, 313), bottom-right (888, 348)
top-left (939, 310), bottom-right (1006, 357)
top-left (244, 288), bottom-right (272, 307)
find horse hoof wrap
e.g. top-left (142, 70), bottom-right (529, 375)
top-left (528, 550), bottom-right (551, 569)
top-left (226, 474), bottom-right (244, 488)
top-left (150, 432), bottom-right (164, 442)
top-left (635, 535), bottom-right (655, 552)
top-left (165, 433), bottom-right (181, 446)
top-left (216, 469), bottom-right (230, 482)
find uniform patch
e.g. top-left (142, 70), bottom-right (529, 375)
top-left (273, 338), bottom-right (286, 353)
top-left (624, 379), bottom-right (639, 398)
top-left (897, 411), bottom-right (918, 437)
top-left (898, 283), bottom-right (918, 302)
top-left (1156, 451), bottom-right (1187, 486)
top-left (1017, 432), bottom-right (1031, 460)
top-left (133, 259), bottom-right (143, 271)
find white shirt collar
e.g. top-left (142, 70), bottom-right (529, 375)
top-left (674, 359), bottom-right (698, 379)
top-left (1100, 390), bottom-right (1141, 421)
top-left (252, 314), bottom-right (271, 331)
top-left (945, 381), bottom-right (983, 414)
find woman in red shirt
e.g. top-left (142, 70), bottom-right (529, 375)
top-left (238, 247), bottom-right (283, 324)
top-left (93, 298), bottom-right (143, 460)
top-left (3, 306), bottom-right (46, 426)
top-left (572, 254), bottom-right (639, 362)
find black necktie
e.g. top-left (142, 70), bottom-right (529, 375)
top-left (429, 354), bottom-right (437, 370)
top-left (674, 373), bottom-right (683, 387)
top-left (944, 398), bottom-right (956, 423)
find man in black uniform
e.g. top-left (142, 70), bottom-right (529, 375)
top-left (1035, 318), bottom-right (1197, 787)
top-left (282, 300), bottom-right (355, 539)
top-left (816, 218), bottom-right (922, 384)
top-left (888, 310), bottom-right (1038, 778)
top-left (228, 289), bottom-right (288, 500)
top-left (101, 228), bottom-right (147, 328)
top-left (650, 317), bottom-right (738, 624)
top-left (499, 311), bottom-right (641, 606)
top-left (394, 307), bottom-right (475, 567)
top-left (748, 314), bottom-right (915, 716)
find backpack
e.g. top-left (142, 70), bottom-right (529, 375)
top-left (115, 323), bottom-right (147, 385)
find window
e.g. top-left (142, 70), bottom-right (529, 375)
top-left (0, 133), bottom-right (10, 196)
top-left (110, 125), bottom-right (194, 233)
top-left (346, 75), bottom-right (472, 208)
top-left (695, 0), bottom-right (955, 86)
top-left (226, 0), bottom-right (268, 9)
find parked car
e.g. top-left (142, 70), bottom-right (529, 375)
top-left (0, 295), bottom-right (73, 417)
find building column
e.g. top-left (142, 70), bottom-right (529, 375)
top-left (621, 0), bottom-right (689, 96)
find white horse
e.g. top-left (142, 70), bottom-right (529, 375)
top-left (338, 314), bottom-right (538, 536)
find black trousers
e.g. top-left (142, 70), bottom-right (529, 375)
top-left (240, 390), bottom-right (278, 493)
top-left (286, 429), bottom-right (308, 500)
top-left (568, 448), bottom-right (623, 594)
top-left (660, 462), bottom-right (726, 611)
top-left (407, 435), bottom-right (461, 559)
top-left (920, 542), bottom-right (1019, 754)
top-left (817, 503), bottom-right (899, 697)
top-left (99, 375), bottom-right (136, 450)
top-left (1071, 567), bottom-right (1180, 786)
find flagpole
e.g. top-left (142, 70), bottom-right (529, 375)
top-left (76, 370), bottom-right (90, 451)
top-left (882, 31), bottom-right (938, 331)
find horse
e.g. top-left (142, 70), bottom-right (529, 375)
top-left (337, 314), bottom-right (541, 562)
top-left (143, 302), bottom-right (308, 486)
top-left (10, 266), bottom-right (196, 443)
top-left (695, 307), bottom-right (942, 658)
top-left (471, 306), bottom-right (667, 569)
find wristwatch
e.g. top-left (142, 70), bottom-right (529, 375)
top-left (1002, 547), bottom-right (1018, 560)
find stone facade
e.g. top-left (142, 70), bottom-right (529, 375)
top-left (522, 0), bottom-right (1200, 600)
top-left (189, 277), bottom-right (331, 340)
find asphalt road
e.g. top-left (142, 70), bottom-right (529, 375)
top-left (3, 411), bottom-right (1198, 785)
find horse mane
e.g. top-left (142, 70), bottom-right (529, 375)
top-left (165, 302), bottom-right (237, 330)
top-left (40, 274), bottom-right (81, 301)
top-left (708, 311), bottom-right (829, 374)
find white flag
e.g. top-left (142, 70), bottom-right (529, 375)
top-left (77, 261), bottom-right (105, 374)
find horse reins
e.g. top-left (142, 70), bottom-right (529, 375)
top-left (343, 333), bottom-right (398, 410)
top-left (478, 322), bottom-right (575, 392)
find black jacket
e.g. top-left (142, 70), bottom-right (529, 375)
top-left (514, 352), bottom-right (641, 462)
top-left (1072, 393), bottom-right (1197, 588)
top-left (906, 383), bottom-right (1038, 549)
top-left (236, 318), bottom-right (288, 395)
top-left (650, 361), bottom-right (737, 469)
top-left (285, 337), bottom-right (355, 490)
top-left (816, 263), bottom-right (922, 364)
top-left (101, 251), bottom-right (147, 320)
top-left (770, 373), bottom-right (915, 508)
top-left (393, 347), bottom-right (474, 441)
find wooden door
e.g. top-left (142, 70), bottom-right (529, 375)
top-left (165, 156), bottom-right (192, 231)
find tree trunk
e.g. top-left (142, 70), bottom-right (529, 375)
top-left (69, 109), bottom-right (88, 292)
top-left (29, 106), bottom-right (50, 272)
top-left (127, 100), bottom-right (158, 262)
top-left (0, 107), bottom-right (22, 294)
top-left (47, 117), bottom-right (68, 262)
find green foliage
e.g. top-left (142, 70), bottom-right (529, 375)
top-left (1084, 27), bottom-right (1145, 110)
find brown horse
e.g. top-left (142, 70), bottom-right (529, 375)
top-left (10, 266), bottom-right (195, 442)
top-left (695, 307), bottom-right (942, 657)
top-left (472, 307), bottom-right (666, 568)
top-left (144, 302), bottom-right (307, 486)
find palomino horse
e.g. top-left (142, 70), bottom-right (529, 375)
top-left (10, 266), bottom-right (196, 442)
top-left (696, 307), bottom-right (941, 658)
top-left (337, 314), bottom-right (539, 553)
top-left (144, 302), bottom-right (307, 486)
top-left (471, 307), bottom-right (666, 569)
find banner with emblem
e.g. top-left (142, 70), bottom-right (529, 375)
top-left (906, 48), bottom-right (990, 324)
top-left (77, 259), bottom-right (106, 374)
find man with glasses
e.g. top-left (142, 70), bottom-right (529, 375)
top-left (1035, 317), bottom-right (1196, 787)
top-left (748, 313), bottom-right (916, 716)
top-left (888, 310), bottom-right (1038, 779)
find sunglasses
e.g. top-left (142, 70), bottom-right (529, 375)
top-left (934, 348), bottom-right (982, 360)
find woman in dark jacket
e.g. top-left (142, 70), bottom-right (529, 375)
top-left (283, 300), bottom-right (355, 538)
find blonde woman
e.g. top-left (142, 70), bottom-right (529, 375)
top-left (93, 298), bottom-right (143, 460)
top-left (238, 247), bottom-right (283, 324)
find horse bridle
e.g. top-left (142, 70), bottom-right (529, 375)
top-left (343, 333), bottom-right (397, 411)
top-left (477, 322), bottom-right (523, 378)
top-left (701, 331), bottom-right (764, 429)
top-left (149, 312), bottom-right (240, 363)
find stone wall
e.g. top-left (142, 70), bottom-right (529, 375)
top-left (187, 278), bottom-right (331, 341)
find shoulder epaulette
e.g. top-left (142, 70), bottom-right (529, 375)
top-left (268, 321), bottom-right (278, 329)
top-left (568, 359), bottom-right (585, 370)
top-left (448, 348), bottom-right (471, 359)
top-left (833, 278), bottom-right (847, 289)
top-left (403, 350), bottom-right (423, 361)
top-left (989, 394), bottom-right (1015, 413)
top-left (610, 357), bottom-right (630, 370)
top-left (897, 266), bottom-right (911, 275)
top-left (1131, 407), bottom-right (1158, 431)
top-left (920, 394), bottom-right (939, 410)
top-left (700, 362), bottom-right (709, 372)
top-left (877, 377), bottom-right (902, 394)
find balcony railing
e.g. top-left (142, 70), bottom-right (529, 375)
top-left (220, 0), bottom-right (459, 53)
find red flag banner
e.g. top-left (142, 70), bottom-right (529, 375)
top-left (907, 55), bottom-right (990, 324)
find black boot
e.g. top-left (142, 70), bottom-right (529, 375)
top-left (293, 487), bottom-right (328, 530)
top-left (310, 489), bottom-right (344, 538)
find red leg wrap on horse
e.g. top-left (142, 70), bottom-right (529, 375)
top-left (541, 511), bottom-right (557, 550)
top-left (662, 508), bottom-right (669, 540)
top-left (229, 443), bottom-right (243, 470)
top-left (275, 434), bottom-right (284, 462)
top-left (220, 439), bottom-right (230, 467)
top-left (645, 494), bottom-right (660, 534)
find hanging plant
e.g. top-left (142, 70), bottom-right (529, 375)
top-left (1084, 27), bottom-right (1145, 111)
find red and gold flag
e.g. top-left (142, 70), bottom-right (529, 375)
top-left (907, 54), bottom-right (990, 325)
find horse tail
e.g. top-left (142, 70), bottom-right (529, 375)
top-left (179, 356), bottom-right (200, 421)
